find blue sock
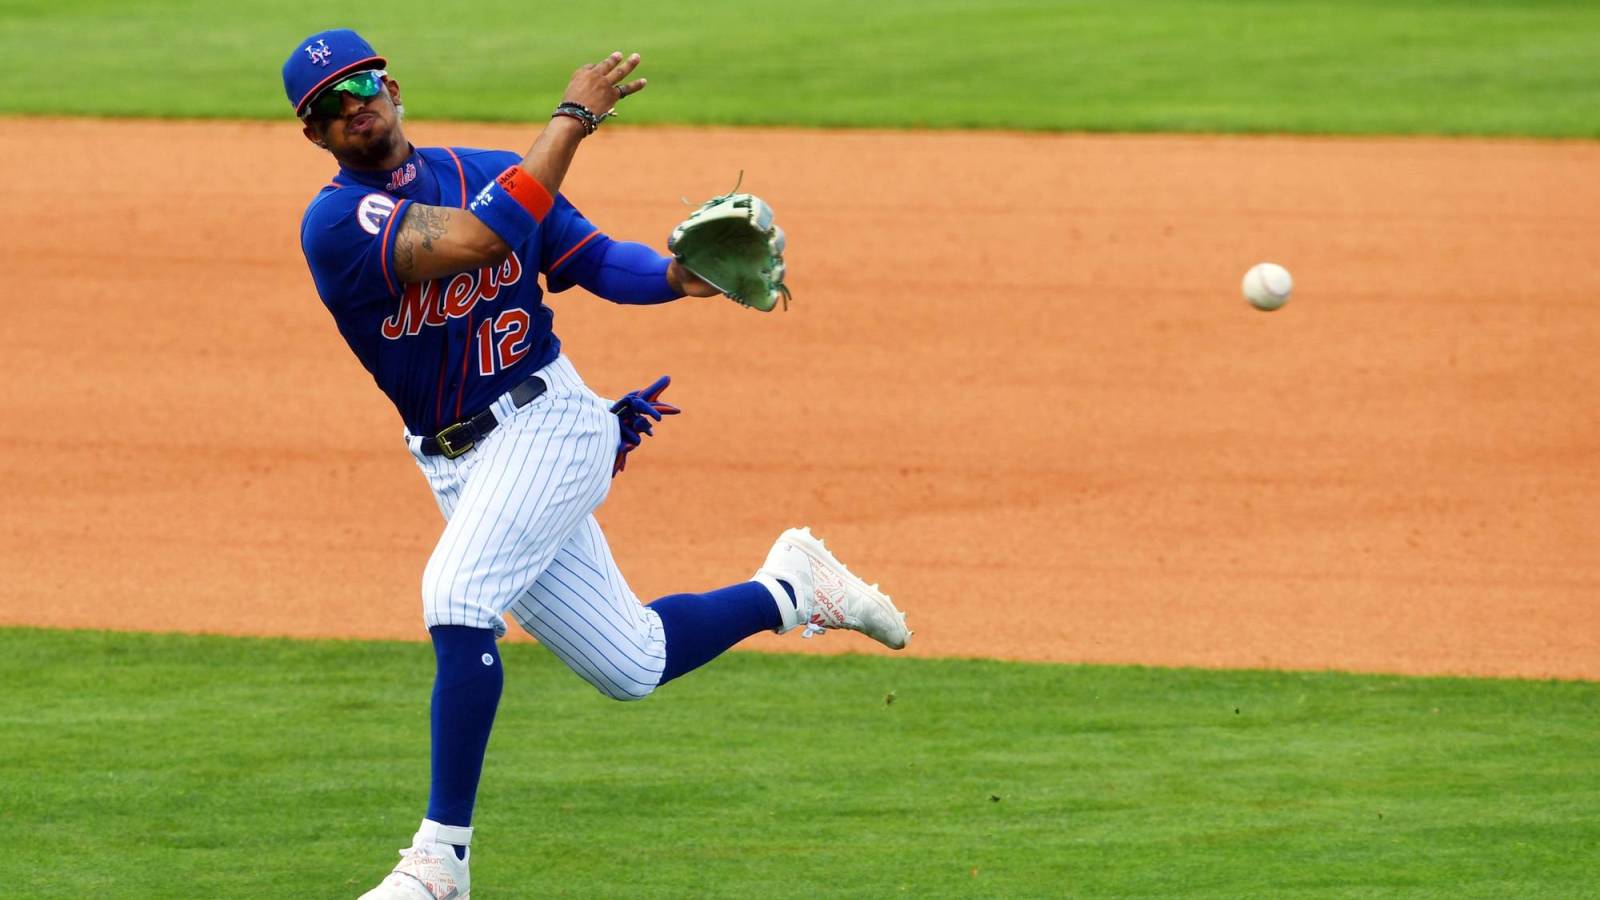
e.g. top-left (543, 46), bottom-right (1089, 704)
top-left (425, 625), bottom-right (504, 829)
top-left (649, 581), bottom-right (783, 684)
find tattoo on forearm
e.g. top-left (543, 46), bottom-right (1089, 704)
top-left (394, 205), bottom-right (451, 275)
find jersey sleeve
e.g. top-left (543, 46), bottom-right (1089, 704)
top-left (538, 194), bottom-right (607, 293)
top-left (300, 187), bottom-right (412, 306)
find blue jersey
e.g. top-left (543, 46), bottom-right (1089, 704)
top-left (300, 146), bottom-right (609, 435)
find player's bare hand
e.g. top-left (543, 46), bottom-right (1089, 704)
top-left (565, 51), bottom-right (647, 113)
top-left (667, 260), bottom-right (721, 297)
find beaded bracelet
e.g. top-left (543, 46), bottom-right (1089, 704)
top-left (550, 107), bottom-right (595, 135)
top-left (551, 101), bottom-right (614, 136)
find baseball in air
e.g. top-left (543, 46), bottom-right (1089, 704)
top-left (1242, 262), bottom-right (1293, 311)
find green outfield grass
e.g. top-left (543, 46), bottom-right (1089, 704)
top-left (1, 0), bottom-right (1597, 135)
top-left (1, 629), bottom-right (1596, 898)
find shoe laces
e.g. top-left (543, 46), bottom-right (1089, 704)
top-left (398, 842), bottom-right (452, 864)
top-left (395, 845), bottom-right (426, 865)
top-left (801, 622), bottom-right (827, 639)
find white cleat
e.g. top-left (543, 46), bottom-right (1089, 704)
top-left (756, 527), bottom-right (912, 649)
top-left (360, 825), bottom-right (471, 900)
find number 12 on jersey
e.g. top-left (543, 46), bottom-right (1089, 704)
top-left (475, 308), bottom-right (532, 376)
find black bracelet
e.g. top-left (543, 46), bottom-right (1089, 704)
top-left (551, 106), bottom-right (596, 135)
top-left (552, 101), bottom-right (613, 136)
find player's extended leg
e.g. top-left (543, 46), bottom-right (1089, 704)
top-left (505, 514), bottom-right (783, 698)
top-left (505, 515), bottom-right (913, 699)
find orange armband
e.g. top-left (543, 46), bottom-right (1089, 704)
top-left (467, 166), bottom-right (553, 245)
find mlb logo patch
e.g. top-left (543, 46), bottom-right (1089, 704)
top-left (306, 39), bottom-right (333, 67)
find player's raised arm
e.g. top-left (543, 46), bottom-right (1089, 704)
top-left (519, 51), bottom-right (645, 196)
top-left (389, 52), bottom-right (646, 283)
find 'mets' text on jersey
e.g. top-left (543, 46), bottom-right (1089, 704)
top-left (300, 147), bottom-right (607, 435)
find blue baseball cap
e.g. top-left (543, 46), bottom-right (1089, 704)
top-left (283, 28), bottom-right (388, 117)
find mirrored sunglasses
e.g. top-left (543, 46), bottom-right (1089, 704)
top-left (306, 70), bottom-right (386, 120)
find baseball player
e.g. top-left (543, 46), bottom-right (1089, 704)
top-left (281, 29), bottom-right (911, 900)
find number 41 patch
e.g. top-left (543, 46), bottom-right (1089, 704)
top-left (357, 193), bottom-right (397, 235)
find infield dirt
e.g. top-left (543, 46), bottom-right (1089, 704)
top-left (3, 119), bottom-right (1596, 679)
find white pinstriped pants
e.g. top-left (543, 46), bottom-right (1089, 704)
top-left (406, 355), bottom-right (668, 700)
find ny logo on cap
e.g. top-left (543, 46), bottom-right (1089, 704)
top-left (305, 39), bottom-right (333, 67)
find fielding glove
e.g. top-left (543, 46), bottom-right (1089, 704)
top-left (668, 190), bottom-right (790, 312)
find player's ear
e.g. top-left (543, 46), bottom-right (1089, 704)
top-left (386, 77), bottom-right (405, 122)
top-left (301, 121), bottom-right (328, 149)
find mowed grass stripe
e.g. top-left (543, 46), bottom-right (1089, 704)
top-left (1, 0), bottom-right (1598, 136)
top-left (1, 628), bottom-right (1595, 898)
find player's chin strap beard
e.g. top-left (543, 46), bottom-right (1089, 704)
top-left (309, 91), bottom-right (404, 159)
top-left (326, 114), bottom-right (409, 169)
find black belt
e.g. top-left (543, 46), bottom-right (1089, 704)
top-left (420, 375), bottom-right (548, 458)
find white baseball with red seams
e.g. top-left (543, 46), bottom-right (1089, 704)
top-left (1243, 262), bottom-right (1293, 311)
